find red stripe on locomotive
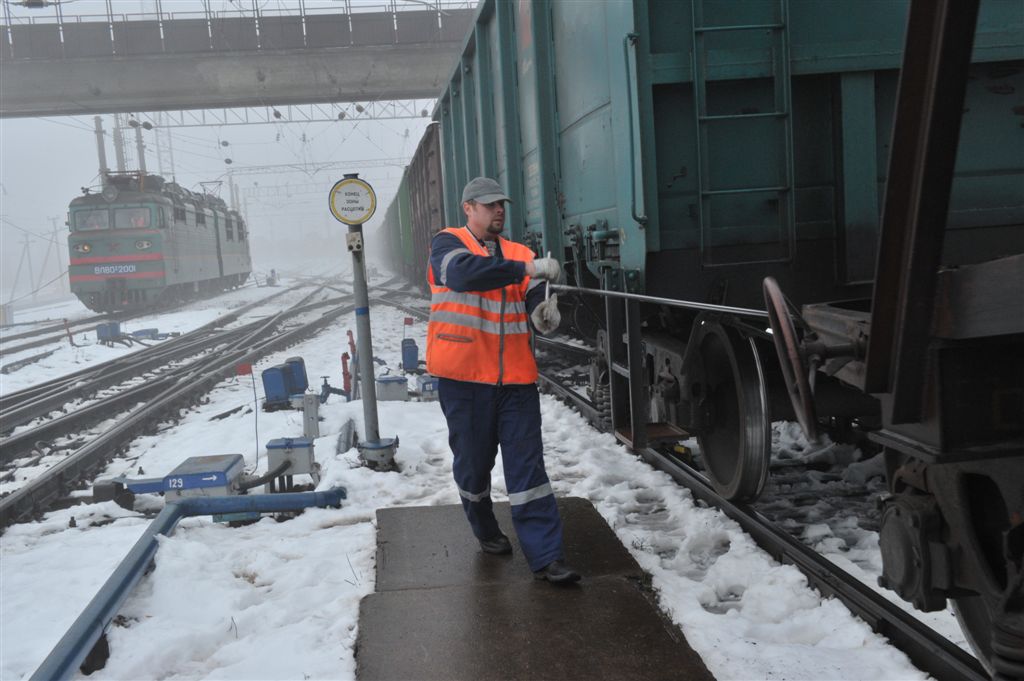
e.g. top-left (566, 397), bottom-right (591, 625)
top-left (70, 253), bottom-right (165, 265)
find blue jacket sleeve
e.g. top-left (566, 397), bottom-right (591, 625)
top-left (524, 283), bottom-right (546, 317)
top-left (429, 232), bottom-right (528, 293)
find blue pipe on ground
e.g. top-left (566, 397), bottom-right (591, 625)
top-left (30, 487), bottom-right (347, 681)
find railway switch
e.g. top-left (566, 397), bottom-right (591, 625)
top-left (266, 437), bottom-right (318, 485)
top-left (95, 322), bottom-right (121, 344)
top-left (164, 455), bottom-right (246, 500)
top-left (262, 358), bottom-right (309, 411)
top-left (401, 339), bottom-right (419, 371)
top-left (376, 375), bottom-right (409, 401)
top-left (94, 454), bottom-right (248, 512)
top-left (415, 374), bottom-right (439, 400)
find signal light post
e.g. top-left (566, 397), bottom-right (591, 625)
top-left (329, 174), bottom-right (398, 469)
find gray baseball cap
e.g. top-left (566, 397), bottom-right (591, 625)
top-left (462, 177), bottom-right (512, 204)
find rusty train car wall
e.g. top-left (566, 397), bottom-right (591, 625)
top-left (379, 123), bottom-right (443, 291)
top-left (381, 1), bottom-right (1024, 676)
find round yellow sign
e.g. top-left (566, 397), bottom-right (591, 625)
top-left (329, 177), bottom-right (377, 225)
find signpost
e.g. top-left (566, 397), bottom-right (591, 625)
top-left (329, 174), bottom-right (398, 468)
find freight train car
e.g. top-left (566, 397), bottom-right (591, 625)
top-left (383, 0), bottom-right (1023, 673)
top-left (68, 173), bottom-right (252, 311)
top-left (378, 123), bottom-right (444, 290)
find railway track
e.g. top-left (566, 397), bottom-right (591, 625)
top-left (0, 287), bottom-right (271, 363)
top-left (0, 277), bottom-right (408, 529)
top-left (0, 284), bottom-right (308, 433)
top-left (529, 336), bottom-right (987, 681)
top-left (0, 288), bottom-right (354, 529)
top-left (373, 291), bottom-right (987, 681)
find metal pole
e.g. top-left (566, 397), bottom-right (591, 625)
top-left (153, 113), bottom-right (165, 176)
top-left (550, 284), bottom-right (769, 318)
top-left (37, 220), bottom-right (58, 294)
top-left (24, 235), bottom-right (37, 303)
top-left (112, 117), bottom-right (126, 173)
top-left (166, 124), bottom-right (177, 181)
top-left (8, 240), bottom-right (26, 304)
top-left (350, 219), bottom-right (380, 444)
top-left (2, 0), bottom-right (13, 60)
top-left (134, 125), bottom-right (147, 174)
top-left (93, 116), bottom-right (109, 183)
top-left (29, 487), bottom-right (347, 681)
top-left (51, 217), bottom-right (68, 294)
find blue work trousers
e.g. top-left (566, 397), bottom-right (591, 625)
top-left (438, 378), bottom-right (564, 572)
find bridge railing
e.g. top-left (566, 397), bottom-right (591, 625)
top-left (0, 1), bottom-right (476, 60)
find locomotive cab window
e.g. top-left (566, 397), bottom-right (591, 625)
top-left (196, 210), bottom-right (207, 226)
top-left (225, 219), bottom-right (235, 241)
top-left (75, 209), bottom-right (110, 231)
top-left (114, 207), bottom-right (151, 229)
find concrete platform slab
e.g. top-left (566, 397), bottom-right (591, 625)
top-left (357, 578), bottom-right (713, 681)
top-left (375, 496), bottom-right (642, 591)
top-left (357, 496), bottom-right (714, 681)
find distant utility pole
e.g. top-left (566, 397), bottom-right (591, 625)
top-left (94, 116), bottom-right (109, 183)
top-left (36, 221), bottom-right (57, 295)
top-left (154, 112), bottom-right (165, 176)
top-left (134, 124), bottom-right (147, 174)
top-left (8, 234), bottom-right (38, 304)
top-left (46, 217), bottom-right (68, 294)
top-left (166, 121), bottom-right (177, 181)
top-left (113, 115), bottom-right (127, 172)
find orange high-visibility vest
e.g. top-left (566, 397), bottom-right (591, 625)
top-left (426, 226), bottom-right (538, 385)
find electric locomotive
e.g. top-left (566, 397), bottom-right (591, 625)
top-left (68, 173), bottom-right (252, 312)
top-left (382, 0), bottom-right (1023, 674)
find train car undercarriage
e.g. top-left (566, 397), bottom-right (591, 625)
top-left (565, 1), bottom-right (1022, 675)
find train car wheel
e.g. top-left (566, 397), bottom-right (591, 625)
top-left (953, 596), bottom-right (997, 676)
top-left (763, 277), bottom-right (818, 442)
top-left (696, 323), bottom-right (770, 502)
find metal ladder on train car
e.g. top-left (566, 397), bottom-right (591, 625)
top-left (691, 0), bottom-right (796, 267)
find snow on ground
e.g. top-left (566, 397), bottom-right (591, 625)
top-left (1, 279), bottom-right (934, 680)
top-left (0, 280), bottom-right (314, 395)
top-left (4, 295), bottom-right (92, 326)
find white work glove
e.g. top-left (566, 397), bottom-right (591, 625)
top-left (531, 294), bottom-right (561, 335)
top-left (531, 257), bottom-right (561, 282)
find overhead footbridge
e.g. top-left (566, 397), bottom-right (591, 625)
top-left (0, 4), bottom-right (475, 118)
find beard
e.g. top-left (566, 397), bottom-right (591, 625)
top-left (486, 220), bottom-right (505, 235)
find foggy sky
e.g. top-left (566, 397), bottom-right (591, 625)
top-left (0, 0), bottom-right (454, 307)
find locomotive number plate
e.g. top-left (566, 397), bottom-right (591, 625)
top-left (94, 264), bottom-right (137, 275)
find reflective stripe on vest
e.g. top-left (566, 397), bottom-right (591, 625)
top-left (426, 227), bottom-right (538, 385)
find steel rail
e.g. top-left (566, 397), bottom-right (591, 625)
top-left (0, 299), bottom-right (353, 529)
top-left (551, 284), bottom-right (769, 318)
top-left (0, 328), bottom-right (259, 465)
top-left (635, 446), bottom-right (989, 681)
top-left (0, 284), bottom-right (305, 411)
top-left (0, 328), bottom-right (238, 435)
top-left (30, 487), bottom-right (349, 681)
top-left (385, 281), bottom-right (985, 680)
top-left (0, 313), bottom-right (111, 345)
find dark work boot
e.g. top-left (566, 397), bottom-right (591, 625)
top-left (479, 532), bottom-right (513, 555)
top-left (533, 560), bottom-right (581, 584)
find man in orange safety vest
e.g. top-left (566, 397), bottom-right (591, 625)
top-left (426, 177), bottom-right (579, 584)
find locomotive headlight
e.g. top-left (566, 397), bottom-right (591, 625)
top-left (74, 243), bottom-right (92, 253)
top-left (135, 240), bottom-right (153, 250)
